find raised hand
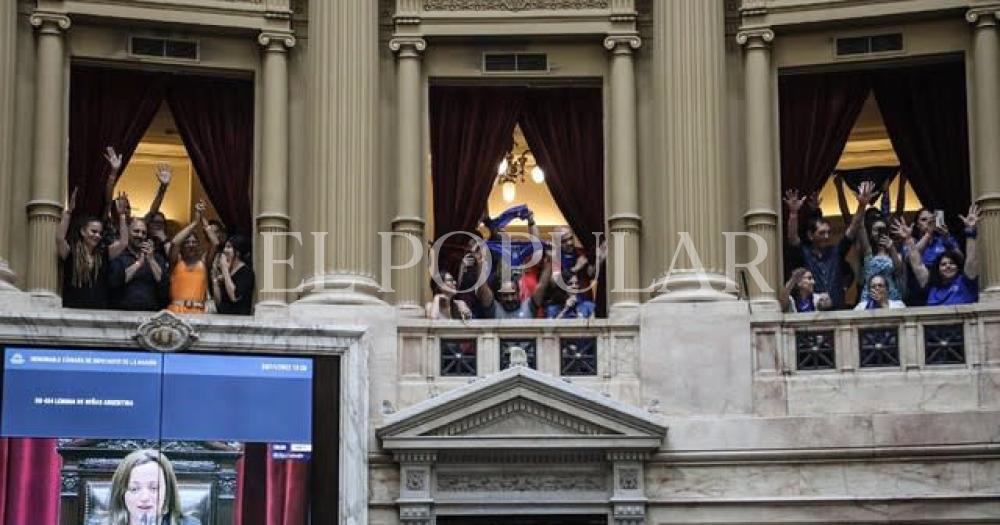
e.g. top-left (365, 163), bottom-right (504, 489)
top-left (857, 181), bottom-right (877, 206)
top-left (194, 199), bottom-right (207, 220)
top-left (154, 163), bottom-right (172, 186)
top-left (114, 192), bottom-right (130, 217)
top-left (66, 187), bottom-right (78, 214)
top-left (960, 203), bottom-right (981, 229)
top-left (103, 147), bottom-right (122, 171)
top-left (783, 189), bottom-right (806, 213)
top-left (891, 217), bottom-right (913, 240)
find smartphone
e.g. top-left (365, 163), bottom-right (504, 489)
top-left (934, 209), bottom-right (946, 229)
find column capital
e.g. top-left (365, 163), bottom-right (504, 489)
top-left (967, 7), bottom-right (1000, 26)
top-left (736, 27), bottom-right (774, 48)
top-left (258, 31), bottom-right (296, 50)
top-left (29, 11), bottom-right (71, 33)
top-left (604, 34), bottom-right (642, 52)
top-left (389, 37), bottom-right (427, 55)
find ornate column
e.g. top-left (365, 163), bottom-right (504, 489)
top-left (651, 0), bottom-right (736, 301)
top-left (737, 28), bottom-right (779, 305)
top-left (604, 34), bottom-right (642, 312)
top-left (389, 37), bottom-right (427, 316)
top-left (298, 0), bottom-right (383, 304)
top-left (27, 12), bottom-right (71, 299)
top-left (256, 31), bottom-right (295, 309)
top-left (0, 0), bottom-right (20, 291)
top-left (608, 451), bottom-right (648, 525)
top-left (968, 7), bottom-right (1000, 299)
top-left (395, 452), bottom-right (434, 525)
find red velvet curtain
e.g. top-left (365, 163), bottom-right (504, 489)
top-left (236, 445), bottom-right (309, 525)
top-left (429, 86), bottom-right (526, 240)
top-left (166, 75), bottom-right (254, 236)
top-left (872, 61), bottom-right (971, 222)
top-left (0, 438), bottom-right (60, 525)
top-left (69, 66), bottom-right (167, 217)
top-left (778, 70), bottom-right (870, 196)
top-left (518, 87), bottom-right (606, 312)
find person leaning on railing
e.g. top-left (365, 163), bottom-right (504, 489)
top-left (895, 203), bottom-right (981, 306)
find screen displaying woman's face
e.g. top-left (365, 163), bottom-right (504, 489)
top-left (124, 461), bottom-right (166, 524)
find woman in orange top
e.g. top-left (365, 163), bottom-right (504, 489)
top-left (167, 201), bottom-right (219, 314)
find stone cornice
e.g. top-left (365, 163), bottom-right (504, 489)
top-left (603, 34), bottom-right (641, 51)
top-left (389, 37), bottom-right (428, 54)
top-left (736, 27), bottom-right (774, 47)
top-left (258, 30), bottom-right (296, 49)
top-left (29, 11), bottom-right (71, 33)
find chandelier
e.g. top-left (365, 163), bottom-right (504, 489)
top-left (496, 140), bottom-right (545, 203)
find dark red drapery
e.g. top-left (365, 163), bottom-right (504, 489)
top-left (166, 75), bottom-right (255, 236)
top-left (518, 87), bottom-right (606, 312)
top-left (872, 61), bottom-right (971, 222)
top-left (778, 70), bottom-right (870, 196)
top-left (0, 438), bottom-right (60, 525)
top-left (429, 85), bottom-right (526, 240)
top-left (69, 66), bottom-right (167, 217)
top-left (236, 444), bottom-right (309, 525)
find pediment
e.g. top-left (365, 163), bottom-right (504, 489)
top-left (378, 366), bottom-right (665, 452)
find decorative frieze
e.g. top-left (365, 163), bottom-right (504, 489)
top-left (423, 0), bottom-right (608, 11)
top-left (436, 471), bottom-right (606, 492)
top-left (428, 398), bottom-right (614, 436)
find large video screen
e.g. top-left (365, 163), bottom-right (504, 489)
top-left (1, 346), bottom-right (322, 525)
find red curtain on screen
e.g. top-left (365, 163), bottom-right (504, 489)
top-left (0, 438), bottom-right (60, 525)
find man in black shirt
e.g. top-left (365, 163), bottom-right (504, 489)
top-left (108, 218), bottom-right (169, 311)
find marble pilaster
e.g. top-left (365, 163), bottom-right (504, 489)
top-left (0, 0), bottom-right (19, 290)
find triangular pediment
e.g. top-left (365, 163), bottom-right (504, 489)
top-left (377, 366), bottom-right (666, 452)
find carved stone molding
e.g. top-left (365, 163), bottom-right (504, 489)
top-left (29, 12), bottom-right (71, 33)
top-left (967, 7), bottom-right (1000, 26)
top-left (603, 34), bottom-right (642, 51)
top-left (423, 0), bottom-right (608, 11)
top-left (428, 397), bottom-right (615, 436)
top-left (389, 37), bottom-right (428, 54)
top-left (134, 310), bottom-right (199, 353)
top-left (61, 471), bottom-right (79, 494)
top-left (437, 471), bottom-right (606, 492)
top-left (607, 450), bottom-right (648, 461)
top-left (394, 451), bottom-right (437, 463)
top-left (258, 31), bottom-right (296, 50)
top-left (739, 0), bottom-right (767, 17)
top-left (438, 450), bottom-right (604, 464)
top-left (736, 27), bottom-right (774, 47)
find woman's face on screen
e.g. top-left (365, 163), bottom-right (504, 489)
top-left (124, 461), bottom-right (167, 524)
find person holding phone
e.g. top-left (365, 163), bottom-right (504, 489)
top-left (99, 449), bottom-right (201, 525)
top-left (856, 210), bottom-right (904, 305)
top-left (108, 218), bottom-right (170, 311)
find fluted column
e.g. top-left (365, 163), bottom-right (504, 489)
top-left (256, 31), bottom-right (295, 309)
top-left (737, 28), bottom-right (779, 305)
top-left (968, 7), bottom-right (1000, 299)
top-left (604, 34), bottom-right (642, 311)
top-left (651, 0), bottom-right (736, 301)
top-left (298, 1), bottom-right (383, 304)
top-left (389, 37), bottom-right (426, 316)
top-left (27, 12), bottom-right (70, 298)
top-left (0, 0), bottom-right (20, 291)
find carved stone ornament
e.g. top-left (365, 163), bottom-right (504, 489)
top-left (29, 12), bottom-right (72, 32)
top-left (134, 311), bottom-right (199, 352)
top-left (406, 470), bottom-right (427, 491)
top-left (61, 471), bottom-right (79, 492)
top-left (258, 31), bottom-right (297, 49)
top-left (423, 0), bottom-right (608, 11)
top-left (619, 467), bottom-right (639, 490)
top-left (735, 28), bottom-right (774, 46)
top-left (437, 471), bottom-right (606, 492)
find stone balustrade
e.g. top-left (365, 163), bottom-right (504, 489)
top-left (751, 304), bottom-right (1000, 416)
top-left (394, 318), bottom-right (643, 411)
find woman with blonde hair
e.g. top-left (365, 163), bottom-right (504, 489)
top-left (101, 449), bottom-right (201, 525)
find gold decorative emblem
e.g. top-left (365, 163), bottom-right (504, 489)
top-left (134, 311), bottom-right (199, 353)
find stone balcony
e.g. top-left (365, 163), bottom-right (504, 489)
top-left (751, 304), bottom-right (1000, 417)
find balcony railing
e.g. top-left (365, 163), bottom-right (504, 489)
top-left (751, 304), bottom-right (1000, 416)
top-left (395, 318), bottom-right (642, 409)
